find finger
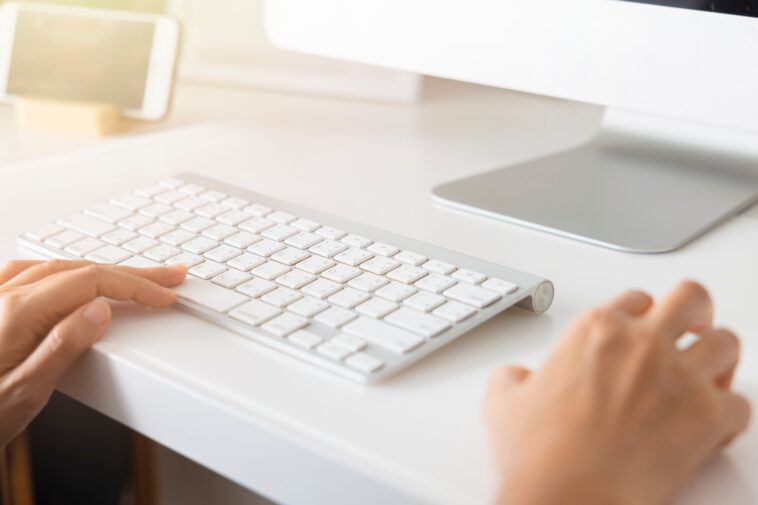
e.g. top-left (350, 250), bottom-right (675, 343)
top-left (683, 328), bottom-right (740, 386)
top-left (10, 299), bottom-right (112, 396)
top-left (0, 260), bottom-right (44, 286)
top-left (4, 259), bottom-right (186, 288)
top-left (719, 393), bottom-right (751, 446)
top-left (606, 290), bottom-right (654, 317)
top-left (19, 265), bottom-right (181, 334)
top-left (647, 281), bottom-right (713, 341)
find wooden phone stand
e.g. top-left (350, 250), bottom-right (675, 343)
top-left (15, 97), bottom-right (123, 136)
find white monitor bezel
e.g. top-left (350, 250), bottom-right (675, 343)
top-left (265, 0), bottom-right (758, 133)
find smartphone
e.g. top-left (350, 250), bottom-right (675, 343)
top-left (0, 2), bottom-right (180, 120)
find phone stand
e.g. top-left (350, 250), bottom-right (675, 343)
top-left (15, 97), bottom-right (122, 136)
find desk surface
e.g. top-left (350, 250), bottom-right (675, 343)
top-left (1, 81), bottom-right (757, 505)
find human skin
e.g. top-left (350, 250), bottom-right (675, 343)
top-left (0, 259), bottom-right (186, 447)
top-left (484, 282), bottom-right (751, 505)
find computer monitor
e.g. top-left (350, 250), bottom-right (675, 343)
top-left (265, 0), bottom-right (758, 253)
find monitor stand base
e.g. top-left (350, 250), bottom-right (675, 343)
top-left (432, 109), bottom-right (758, 253)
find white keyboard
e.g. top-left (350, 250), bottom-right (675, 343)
top-left (18, 173), bottom-right (554, 384)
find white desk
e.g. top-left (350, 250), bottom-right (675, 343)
top-left (1, 80), bottom-right (757, 505)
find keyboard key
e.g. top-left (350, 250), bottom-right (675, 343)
top-left (101, 229), bottom-right (138, 246)
top-left (65, 238), bottom-right (105, 257)
top-left (288, 330), bottom-right (323, 349)
top-left (287, 297), bottom-right (330, 317)
top-left (217, 210), bottom-right (251, 226)
top-left (309, 240), bottom-right (347, 258)
top-left (348, 273), bottom-right (389, 293)
top-left (139, 222), bottom-right (175, 239)
top-left (178, 183), bottom-right (205, 195)
top-left (123, 236), bottom-right (159, 253)
top-left (84, 203), bottom-right (133, 223)
top-left (26, 223), bottom-right (65, 241)
top-left (237, 278), bottom-right (277, 298)
top-left (261, 287), bottom-right (302, 308)
top-left (176, 278), bottom-right (249, 313)
top-left (331, 335), bottom-right (366, 352)
top-left (296, 256), bottom-right (335, 274)
top-left (225, 231), bottom-right (261, 249)
top-left (175, 196), bottom-right (207, 212)
top-left (415, 274), bottom-right (457, 294)
top-left (268, 211), bottom-right (296, 224)
top-left (229, 300), bottom-right (281, 325)
top-left (195, 203), bottom-right (227, 218)
top-left (154, 190), bottom-right (186, 205)
top-left (182, 236), bottom-right (219, 254)
top-left (46, 230), bottom-right (85, 249)
top-left (204, 245), bottom-right (243, 263)
top-left (159, 229), bottom-right (196, 247)
top-left (227, 253), bottom-right (266, 272)
top-left (118, 214), bottom-right (153, 232)
top-left (375, 281), bottom-right (417, 302)
top-left (334, 248), bottom-right (373, 267)
top-left (321, 264), bottom-right (361, 283)
top-left (394, 251), bottom-right (427, 266)
top-left (276, 270), bottom-right (316, 289)
top-left (180, 216), bottom-right (215, 233)
top-left (285, 232), bottom-right (322, 250)
top-left (240, 217), bottom-right (276, 234)
top-left (86, 246), bottom-right (132, 265)
top-left (315, 226), bottom-right (345, 240)
top-left (139, 203), bottom-right (173, 219)
top-left (202, 224), bottom-right (238, 241)
top-left (248, 239), bottom-right (285, 257)
top-left (387, 265), bottom-right (427, 284)
top-left (58, 214), bottom-right (116, 237)
top-left (433, 301), bottom-right (477, 323)
top-left (243, 203), bottom-right (272, 216)
top-left (199, 190), bottom-right (226, 202)
top-left (422, 259), bottom-right (456, 275)
top-left (261, 313), bottom-right (307, 337)
top-left (328, 287), bottom-right (370, 309)
top-left (120, 256), bottom-right (162, 269)
top-left (271, 247), bottom-right (309, 266)
top-left (159, 209), bottom-right (194, 226)
top-left (360, 257), bottom-right (400, 275)
top-left (110, 194), bottom-right (151, 211)
top-left (366, 242), bottom-right (399, 257)
top-left (355, 297), bottom-right (399, 318)
top-left (165, 252), bottom-right (204, 268)
top-left (316, 342), bottom-right (352, 361)
top-left (385, 307), bottom-right (451, 338)
top-left (221, 197), bottom-right (248, 209)
top-left (345, 353), bottom-right (384, 373)
top-left (481, 277), bottom-right (519, 295)
top-left (212, 269), bottom-right (253, 289)
top-left (343, 317), bottom-right (423, 354)
top-left (250, 261), bottom-right (290, 281)
top-left (403, 291), bottom-right (446, 312)
top-left (341, 234), bottom-right (372, 248)
top-left (144, 245), bottom-right (181, 262)
top-left (301, 278), bottom-right (343, 299)
top-left (443, 283), bottom-right (501, 308)
top-left (314, 307), bottom-right (357, 328)
top-left (189, 260), bottom-right (227, 280)
top-left (291, 218), bottom-right (320, 232)
top-left (261, 224), bottom-right (299, 242)
top-left (452, 268), bottom-right (487, 285)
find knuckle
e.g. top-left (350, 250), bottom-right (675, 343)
top-left (47, 326), bottom-right (79, 357)
top-left (45, 259), bottom-right (69, 273)
top-left (0, 292), bottom-right (24, 318)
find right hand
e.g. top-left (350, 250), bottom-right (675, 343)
top-left (484, 281), bottom-right (751, 505)
top-left (0, 259), bottom-right (186, 447)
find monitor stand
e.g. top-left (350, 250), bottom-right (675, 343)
top-left (432, 109), bottom-right (758, 253)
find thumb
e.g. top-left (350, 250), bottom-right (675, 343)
top-left (16, 299), bottom-right (111, 394)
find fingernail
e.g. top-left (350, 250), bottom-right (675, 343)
top-left (84, 300), bottom-right (111, 326)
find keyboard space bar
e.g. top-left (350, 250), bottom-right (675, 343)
top-left (174, 277), bottom-right (249, 313)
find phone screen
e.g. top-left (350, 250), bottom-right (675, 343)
top-left (6, 9), bottom-right (156, 109)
